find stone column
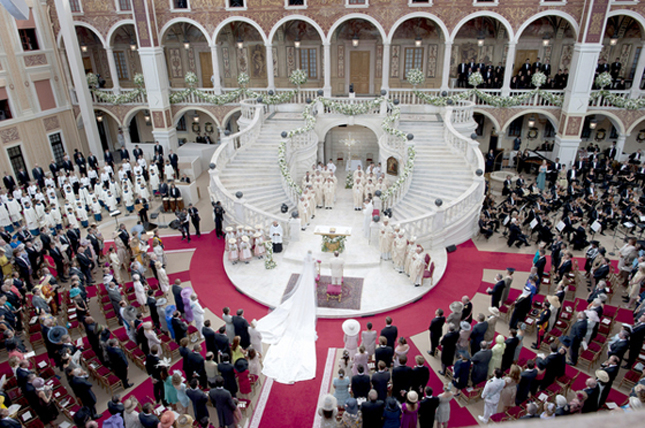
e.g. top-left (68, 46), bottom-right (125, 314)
top-left (52, 0), bottom-right (102, 155)
top-left (105, 47), bottom-right (120, 92)
top-left (211, 45), bottom-right (222, 94)
top-left (381, 42), bottom-right (390, 92)
top-left (630, 41), bottom-right (645, 98)
top-left (440, 41), bottom-right (453, 91)
top-left (561, 43), bottom-right (602, 112)
top-left (552, 134), bottom-right (581, 167)
top-left (323, 42), bottom-right (331, 97)
top-left (501, 41), bottom-right (516, 96)
top-left (265, 43), bottom-right (275, 90)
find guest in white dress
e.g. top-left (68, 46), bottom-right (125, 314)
top-left (249, 320), bottom-right (263, 355)
top-left (156, 261), bottom-right (170, 294)
top-left (342, 319), bottom-right (360, 359)
top-left (190, 294), bottom-right (205, 339)
top-left (144, 321), bottom-right (162, 352)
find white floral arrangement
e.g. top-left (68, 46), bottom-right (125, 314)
top-left (264, 241), bottom-right (276, 269)
top-left (595, 71), bottom-right (613, 89)
top-left (382, 146), bottom-right (416, 202)
top-left (589, 90), bottom-right (645, 110)
top-left (468, 71), bottom-right (484, 87)
top-left (185, 72), bottom-right (199, 87)
top-left (406, 68), bottom-right (425, 86)
top-left (249, 89), bottom-right (298, 105)
top-left (382, 105), bottom-right (407, 139)
top-left (86, 73), bottom-right (99, 89)
top-left (531, 71), bottom-right (547, 88)
top-left (289, 69), bottom-right (308, 87)
top-left (345, 173), bottom-right (354, 189)
top-left (286, 102), bottom-right (317, 138)
top-left (237, 72), bottom-right (250, 87)
top-left (319, 97), bottom-right (383, 116)
top-left (412, 87), bottom-right (563, 108)
top-left (133, 73), bottom-right (145, 87)
top-left (277, 141), bottom-right (302, 196)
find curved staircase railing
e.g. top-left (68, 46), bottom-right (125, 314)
top-left (208, 101), bottom-right (291, 239)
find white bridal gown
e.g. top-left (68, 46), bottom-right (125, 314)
top-left (256, 252), bottom-right (318, 384)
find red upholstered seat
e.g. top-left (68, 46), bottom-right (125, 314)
top-left (188, 325), bottom-right (198, 334)
top-left (547, 383), bottom-right (563, 394)
top-left (132, 348), bottom-right (145, 358)
top-left (97, 366), bottom-right (111, 377)
top-left (124, 340), bottom-right (138, 350)
top-left (603, 305), bottom-right (617, 319)
top-left (29, 332), bottom-right (42, 342)
top-left (588, 342), bottom-right (602, 352)
top-left (107, 374), bottom-right (121, 385)
top-left (506, 406), bottom-right (524, 419)
top-left (168, 342), bottom-right (179, 351)
top-left (82, 349), bottom-right (97, 360)
top-left (327, 283), bottom-right (342, 296)
top-left (624, 370), bottom-right (641, 382)
top-left (490, 413), bottom-right (509, 422)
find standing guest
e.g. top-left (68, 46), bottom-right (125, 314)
top-left (499, 365), bottom-right (521, 412)
top-left (138, 404), bottom-right (159, 428)
top-left (318, 395), bottom-right (338, 428)
top-left (187, 204), bottom-right (200, 237)
top-left (447, 301), bottom-right (463, 327)
top-left (461, 296), bottom-right (473, 323)
top-left (418, 386), bottom-right (440, 428)
top-left (428, 309), bottom-right (445, 357)
top-left (401, 391), bottom-right (419, 428)
top-left (106, 339), bottom-right (133, 388)
top-left (186, 378), bottom-right (209, 424)
top-left (411, 355), bottom-right (430, 395)
top-left (123, 398), bottom-right (142, 428)
top-left (269, 221), bottom-right (283, 253)
top-left (470, 314), bottom-right (488, 355)
top-left (439, 323), bottom-right (459, 376)
top-left (350, 363), bottom-right (370, 399)
top-left (171, 372), bottom-right (190, 414)
top-left (361, 322), bottom-right (378, 358)
top-left (436, 384), bottom-right (456, 428)
top-left (209, 376), bottom-right (238, 428)
top-left (487, 274), bottom-right (506, 308)
top-left (382, 397), bottom-right (402, 428)
top-left (392, 355), bottom-right (413, 402)
top-left (232, 308), bottom-right (251, 349)
top-left (380, 316), bottom-right (398, 349)
top-left (479, 369), bottom-right (505, 423)
top-left (452, 352), bottom-right (471, 390)
top-left (352, 345), bottom-right (369, 377)
top-left (471, 341), bottom-right (492, 386)
top-left (516, 359), bottom-right (538, 405)
top-left (338, 398), bottom-right (362, 428)
top-left (172, 279), bottom-right (185, 315)
top-left (568, 312), bottom-right (588, 365)
top-left (171, 311), bottom-right (188, 344)
top-left (70, 368), bottom-right (102, 419)
top-left (145, 346), bottom-right (164, 406)
top-left (360, 390), bottom-right (385, 428)
top-left (213, 201), bottom-right (225, 239)
top-left (502, 330), bottom-right (520, 371)
top-left (371, 361), bottom-right (391, 402)
top-left (332, 368), bottom-right (351, 405)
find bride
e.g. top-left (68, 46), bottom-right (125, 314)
top-left (256, 251), bottom-right (318, 384)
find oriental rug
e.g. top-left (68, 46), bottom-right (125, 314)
top-left (282, 274), bottom-right (363, 310)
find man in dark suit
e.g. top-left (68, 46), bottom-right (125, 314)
top-left (232, 309), bottom-right (251, 349)
top-left (217, 355), bottom-right (238, 397)
top-left (106, 339), bottom-right (132, 388)
top-left (375, 336), bottom-right (394, 368)
top-left (145, 346), bottom-right (165, 405)
top-left (411, 355), bottom-right (430, 395)
top-left (185, 344), bottom-right (207, 388)
top-left (87, 152), bottom-right (99, 171)
top-left (351, 364), bottom-right (371, 399)
top-left (541, 59), bottom-right (552, 77)
top-left (610, 57), bottom-right (622, 80)
top-left (418, 386), bottom-right (440, 428)
top-left (104, 149), bottom-right (115, 169)
top-left (371, 361), bottom-right (391, 402)
top-left (0, 408), bottom-right (22, 428)
top-left (171, 311), bottom-right (188, 344)
top-left (427, 309), bottom-right (445, 356)
top-left (568, 312), bottom-right (588, 365)
top-left (471, 342), bottom-right (492, 385)
top-left (532, 57), bottom-right (542, 74)
top-left (138, 404), bottom-right (160, 428)
top-left (202, 319), bottom-right (217, 356)
top-left (172, 279), bottom-right (185, 314)
top-left (154, 141), bottom-right (164, 157)
top-left (70, 368), bottom-right (102, 419)
top-left (360, 390), bottom-right (385, 428)
top-left (487, 274), bottom-right (506, 308)
top-left (439, 323), bottom-right (459, 375)
top-left (501, 330), bottom-right (520, 372)
top-left (392, 355), bottom-right (413, 402)
top-left (608, 330), bottom-right (630, 363)
top-left (581, 378), bottom-right (600, 413)
top-left (2, 173), bottom-right (15, 193)
top-left (14, 251), bottom-right (32, 290)
top-left (169, 150), bottom-right (179, 177)
top-left (380, 316), bottom-right (398, 348)
top-left (208, 376), bottom-right (237, 428)
top-left (31, 164), bottom-right (45, 188)
top-left (132, 145), bottom-right (143, 161)
top-left (534, 249), bottom-right (547, 281)
top-left (626, 314), bottom-right (645, 368)
top-left (214, 325), bottom-right (231, 363)
top-left (470, 314), bottom-right (488, 355)
top-left (186, 378), bottom-right (209, 423)
top-left (600, 355), bottom-right (620, 386)
top-left (516, 359), bottom-right (538, 405)
top-left (61, 156), bottom-right (73, 173)
top-left (16, 168), bottom-right (29, 187)
top-left (119, 146), bottom-right (130, 162)
top-left (539, 343), bottom-right (564, 390)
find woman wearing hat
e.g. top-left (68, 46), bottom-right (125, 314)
top-left (123, 397), bottom-right (142, 428)
top-left (456, 321), bottom-right (472, 354)
top-left (226, 238), bottom-right (239, 265)
top-left (171, 372), bottom-right (190, 414)
top-left (253, 231), bottom-right (266, 259)
top-left (489, 335), bottom-right (506, 376)
top-left (239, 236), bottom-right (252, 264)
top-left (342, 319), bottom-right (360, 359)
top-left (144, 322), bottom-right (162, 352)
top-left (338, 397), bottom-right (361, 428)
top-left (176, 414), bottom-right (194, 428)
top-left (383, 397), bottom-right (402, 428)
top-left (447, 301), bottom-right (463, 328)
top-left (400, 391), bottom-right (419, 428)
top-left (70, 285), bottom-right (89, 324)
top-left (317, 394), bottom-right (338, 428)
top-left (158, 411), bottom-right (175, 428)
top-left (156, 262), bottom-right (170, 295)
top-left (436, 383), bottom-right (456, 428)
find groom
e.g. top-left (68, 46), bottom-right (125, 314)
top-left (330, 251), bottom-right (344, 285)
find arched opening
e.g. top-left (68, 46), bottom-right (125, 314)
top-left (388, 17), bottom-right (445, 89)
top-left (451, 16), bottom-right (511, 89)
top-left (108, 24), bottom-right (141, 89)
top-left (173, 109), bottom-right (220, 145)
top-left (74, 26), bottom-right (112, 87)
top-left (126, 110), bottom-right (153, 145)
top-left (474, 112), bottom-right (502, 168)
top-left (514, 16), bottom-right (576, 90)
top-left (215, 22), bottom-right (268, 88)
top-left (161, 22), bottom-right (210, 88)
top-left (222, 109), bottom-right (242, 134)
top-left (626, 117), bottom-right (645, 155)
top-left (600, 15), bottom-right (644, 90)
top-left (580, 113), bottom-right (626, 156)
top-left (330, 18), bottom-right (384, 95)
top-left (270, 19), bottom-right (324, 89)
top-left (322, 125), bottom-right (379, 172)
top-left (94, 109), bottom-right (122, 152)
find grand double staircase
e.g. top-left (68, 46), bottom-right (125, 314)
top-left (208, 100), bottom-right (485, 249)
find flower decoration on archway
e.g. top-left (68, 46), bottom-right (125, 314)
top-left (589, 71), bottom-right (645, 110)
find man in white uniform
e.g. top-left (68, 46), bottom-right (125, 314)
top-left (330, 251), bottom-right (344, 286)
top-left (479, 368), bottom-right (505, 423)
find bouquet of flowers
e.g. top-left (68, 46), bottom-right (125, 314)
top-left (289, 69), bottom-right (308, 87)
top-left (406, 68), bottom-right (425, 87)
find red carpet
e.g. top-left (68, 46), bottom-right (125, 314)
top-left (118, 235), bottom-right (628, 427)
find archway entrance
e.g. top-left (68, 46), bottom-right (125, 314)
top-left (323, 125), bottom-right (379, 171)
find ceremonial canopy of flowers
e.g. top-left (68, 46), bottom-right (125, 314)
top-left (87, 72), bottom-right (147, 105)
top-left (405, 69), bottom-right (564, 108)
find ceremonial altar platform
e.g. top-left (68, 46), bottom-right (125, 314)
top-left (223, 173), bottom-right (448, 318)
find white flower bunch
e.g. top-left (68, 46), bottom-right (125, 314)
top-left (595, 72), bottom-right (613, 89)
top-left (237, 72), bottom-right (250, 87)
top-left (532, 71), bottom-right (546, 88)
top-left (289, 69), bottom-right (308, 87)
top-left (468, 72), bottom-right (484, 87)
top-left (406, 68), bottom-right (425, 86)
top-left (185, 72), bottom-right (198, 87)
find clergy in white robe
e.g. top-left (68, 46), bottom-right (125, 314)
top-left (269, 221), bottom-right (283, 253)
top-left (330, 251), bottom-right (344, 285)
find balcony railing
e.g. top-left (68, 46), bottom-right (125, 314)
top-left (589, 90), bottom-right (631, 108)
top-left (90, 88), bottom-right (147, 105)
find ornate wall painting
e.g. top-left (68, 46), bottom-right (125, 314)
top-left (168, 48), bottom-right (184, 78)
top-left (619, 44), bottom-right (632, 72)
top-left (250, 44), bottom-right (266, 79)
top-left (375, 45), bottom-right (383, 78)
top-left (426, 44), bottom-right (438, 78)
top-left (286, 46), bottom-right (296, 76)
top-left (237, 47), bottom-right (249, 74)
top-left (560, 45), bottom-right (574, 71)
top-left (222, 47), bottom-right (231, 78)
top-left (390, 45), bottom-right (400, 78)
top-left (337, 45), bottom-right (344, 78)
top-left (450, 44), bottom-right (459, 78)
top-left (187, 48), bottom-right (196, 73)
top-left (272, 47), bottom-right (278, 77)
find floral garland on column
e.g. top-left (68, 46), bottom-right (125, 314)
top-left (278, 141), bottom-right (302, 196)
top-left (381, 146), bottom-right (416, 202)
top-left (406, 69), bottom-right (564, 108)
top-left (264, 241), bottom-right (276, 269)
top-left (86, 73), bottom-right (147, 104)
top-left (589, 71), bottom-right (645, 109)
